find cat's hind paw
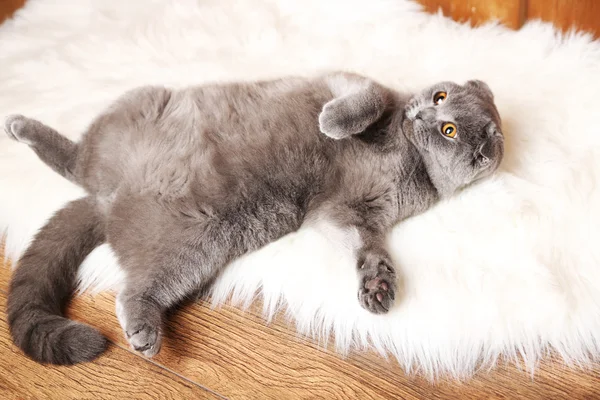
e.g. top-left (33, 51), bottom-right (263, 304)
top-left (126, 321), bottom-right (162, 358)
top-left (117, 296), bottom-right (163, 358)
top-left (4, 114), bottom-right (31, 144)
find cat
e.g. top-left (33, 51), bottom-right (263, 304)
top-left (4, 72), bottom-right (504, 365)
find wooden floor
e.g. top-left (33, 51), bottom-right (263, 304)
top-left (0, 0), bottom-right (24, 24)
top-left (1, 246), bottom-right (600, 399)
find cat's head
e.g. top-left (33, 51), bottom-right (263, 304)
top-left (402, 80), bottom-right (504, 196)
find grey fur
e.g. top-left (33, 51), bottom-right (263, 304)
top-left (4, 72), bottom-right (503, 364)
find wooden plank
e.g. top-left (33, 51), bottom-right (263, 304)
top-left (2, 247), bottom-right (600, 399)
top-left (416, 0), bottom-right (600, 38)
top-left (71, 294), bottom-right (419, 399)
top-left (527, 0), bottom-right (600, 38)
top-left (0, 250), bottom-right (413, 399)
top-left (55, 288), bottom-right (600, 400)
top-left (0, 292), bottom-right (220, 400)
top-left (0, 0), bottom-right (26, 24)
top-left (415, 0), bottom-right (526, 29)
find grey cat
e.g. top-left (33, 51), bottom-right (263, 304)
top-left (4, 72), bottom-right (503, 365)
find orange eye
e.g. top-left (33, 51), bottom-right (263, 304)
top-left (441, 122), bottom-right (457, 138)
top-left (433, 91), bottom-right (447, 105)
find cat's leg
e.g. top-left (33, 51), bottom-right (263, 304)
top-left (115, 264), bottom-right (198, 357)
top-left (324, 186), bottom-right (399, 314)
top-left (319, 73), bottom-right (392, 139)
top-left (4, 114), bottom-right (78, 181)
top-left (112, 223), bottom-right (232, 357)
top-left (110, 211), bottom-right (233, 357)
top-left (109, 193), bottom-right (297, 356)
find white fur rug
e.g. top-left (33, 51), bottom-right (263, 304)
top-left (2, 0), bottom-right (600, 379)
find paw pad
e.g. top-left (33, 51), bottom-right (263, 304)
top-left (358, 253), bottom-right (397, 314)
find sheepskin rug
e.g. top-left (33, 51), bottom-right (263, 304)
top-left (2, 0), bottom-right (600, 378)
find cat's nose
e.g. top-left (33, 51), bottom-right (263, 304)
top-left (415, 107), bottom-right (436, 122)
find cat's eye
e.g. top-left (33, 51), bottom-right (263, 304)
top-left (433, 91), bottom-right (447, 105)
top-left (441, 122), bottom-right (457, 138)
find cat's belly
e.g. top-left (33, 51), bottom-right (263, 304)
top-left (83, 81), bottom-right (333, 215)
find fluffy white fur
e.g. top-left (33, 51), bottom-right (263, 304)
top-left (1, 0), bottom-right (600, 379)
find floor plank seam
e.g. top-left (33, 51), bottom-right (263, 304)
top-left (110, 340), bottom-right (230, 400)
top-left (0, 285), bottom-right (229, 399)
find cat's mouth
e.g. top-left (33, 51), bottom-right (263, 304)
top-left (400, 112), bottom-right (420, 143)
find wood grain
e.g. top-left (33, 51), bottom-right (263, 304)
top-left (70, 293), bottom-right (414, 399)
top-left (416, 0), bottom-right (600, 38)
top-left (2, 247), bottom-right (600, 399)
top-left (0, 294), bottom-right (220, 399)
top-left (416, 0), bottom-right (526, 29)
top-left (0, 0), bottom-right (25, 24)
top-left (527, 0), bottom-right (600, 38)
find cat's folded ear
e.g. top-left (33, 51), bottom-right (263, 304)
top-left (475, 121), bottom-right (504, 169)
top-left (465, 80), bottom-right (494, 100)
top-left (485, 121), bottom-right (502, 138)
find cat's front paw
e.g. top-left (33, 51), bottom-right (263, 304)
top-left (403, 97), bottom-right (421, 121)
top-left (357, 250), bottom-right (397, 314)
top-left (319, 100), bottom-right (353, 139)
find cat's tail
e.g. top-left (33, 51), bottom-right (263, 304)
top-left (7, 196), bottom-right (107, 365)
